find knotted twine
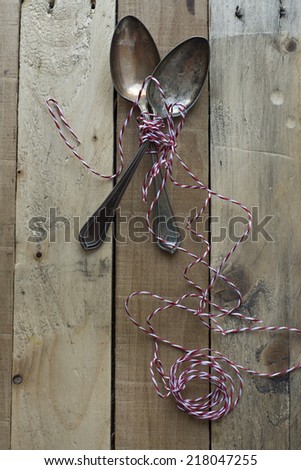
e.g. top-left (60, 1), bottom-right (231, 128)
top-left (46, 76), bottom-right (301, 420)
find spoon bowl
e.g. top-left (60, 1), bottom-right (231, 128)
top-left (110, 16), bottom-right (160, 108)
top-left (147, 37), bottom-right (209, 117)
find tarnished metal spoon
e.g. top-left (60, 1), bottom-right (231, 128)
top-left (79, 29), bottom-right (209, 252)
top-left (147, 36), bottom-right (210, 118)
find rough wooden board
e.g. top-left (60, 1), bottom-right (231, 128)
top-left (0, 0), bottom-right (20, 450)
top-left (115, 0), bottom-right (210, 449)
top-left (210, 0), bottom-right (301, 449)
top-left (12, 0), bottom-right (115, 449)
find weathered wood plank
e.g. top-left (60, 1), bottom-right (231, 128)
top-left (115, 0), bottom-right (210, 449)
top-left (210, 0), bottom-right (301, 449)
top-left (12, 0), bottom-right (115, 449)
top-left (0, 0), bottom-right (20, 450)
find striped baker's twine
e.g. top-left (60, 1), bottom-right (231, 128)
top-left (46, 97), bottom-right (124, 179)
top-left (47, 78), bottom-right (301, 421)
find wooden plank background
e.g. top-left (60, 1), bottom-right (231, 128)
top-left (11, 0), bottom-right (115, 449)
top-left (0, 0), bottom-right (20, 450)
top-left (115, 0), bottom-right (210, 450)
top-left (210, 0), bottom-right (301, 450)
top-left (0, 0), bottom-right (301, 450)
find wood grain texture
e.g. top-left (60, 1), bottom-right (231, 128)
top-left (0, 0), bottom-right (20, 450)
top-left (210, 0), bottom-right (301, 449)
top-left (12, 0), bottom-right (115, 449)
top-left (115, 0), bottom-right (210, 449)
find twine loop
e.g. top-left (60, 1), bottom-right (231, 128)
top-left (168, 349), bottom-right (243, 421)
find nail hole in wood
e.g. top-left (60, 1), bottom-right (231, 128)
top-left (235, 5), bottom-right (243, 20)
top-left (48, 0), bottom-right (55, 13)
top-left (186, 0), bottom-right (195, 16)
top-left (13, 374), bottom-right (23, 385)
top-left (36, 251), bottom-right (43, 259)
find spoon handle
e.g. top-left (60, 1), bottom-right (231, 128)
top-left (79, 141), bottom-right (181, 252)
top-left (151, 151), bottom-right (181, 253)
top-left (79, 141), bottom-right (149, 251)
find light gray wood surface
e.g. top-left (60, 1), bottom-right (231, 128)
top-left (12, 0), bottom-right (115, 449)
top-left (0, 0), bottom-right (20, 450)
top-left (210, 0), bottom-right (301, 449)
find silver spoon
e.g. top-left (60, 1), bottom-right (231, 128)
top-left (79, 31), bottom-right (209, 251)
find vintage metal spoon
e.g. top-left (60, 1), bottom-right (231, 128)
top-left (79, 32), bottom-right (209, 251)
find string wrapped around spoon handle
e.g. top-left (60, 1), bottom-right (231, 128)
top-left (141, 106), bottom-right (181, 253)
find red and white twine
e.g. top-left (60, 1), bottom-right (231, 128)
top-left (46, 77), bottom-right (301, 421)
